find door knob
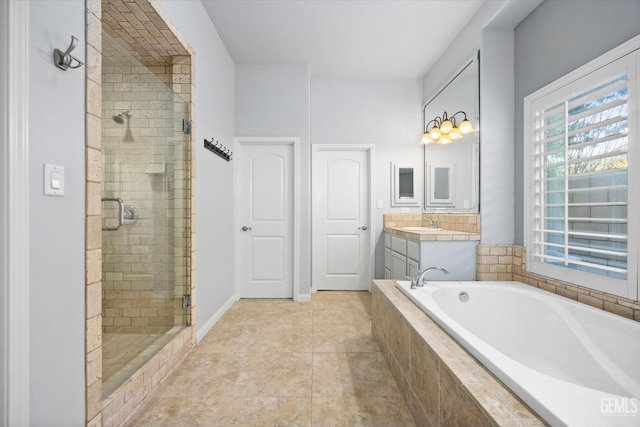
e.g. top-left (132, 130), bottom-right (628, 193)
top-left (241, 226), bottom-right (252, 231)
top-left (358, 226), bottom-right (368, 230)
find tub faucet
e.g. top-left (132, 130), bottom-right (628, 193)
top-left (407, 267), bottom-right (449, 289)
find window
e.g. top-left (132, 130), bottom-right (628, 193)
top-left (525, 38), bottom-right (639, 300)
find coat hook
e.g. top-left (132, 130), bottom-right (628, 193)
top-left (53, 35), bottom-right (84, 71)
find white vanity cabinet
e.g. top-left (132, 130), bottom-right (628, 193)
top-left (384, 233), bottom-right (477, 280)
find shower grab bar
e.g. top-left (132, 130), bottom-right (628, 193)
top-left (102, 197), bottom-right (124, 231)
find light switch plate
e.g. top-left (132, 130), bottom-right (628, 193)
top-left (44, 163), bottom-right (64, 196)
top-left (377, 200), bottom-right (383, 209)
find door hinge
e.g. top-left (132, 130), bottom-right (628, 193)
top-left (182, 294), bottom-right (191, 309)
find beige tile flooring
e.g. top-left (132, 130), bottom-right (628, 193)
top-left (127, 291), bottom-right (415, 426)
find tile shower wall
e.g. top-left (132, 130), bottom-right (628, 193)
top-left (477, 245), bottom-right (640, 321)
top-left (101, 38), bottom-right (191, 334)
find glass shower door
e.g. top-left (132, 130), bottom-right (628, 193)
top-left (101, 30), bottom-right (191, 395)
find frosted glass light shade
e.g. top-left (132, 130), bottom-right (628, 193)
top-left (449, 128), bottom-right (462, 140)
top-left (460, 119), bottom-right (474, 133)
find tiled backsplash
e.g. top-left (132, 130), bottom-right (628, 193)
top-left (383, 213), bottom-right (480, 234)
top-left (477, 245), bottom-right (640, 322)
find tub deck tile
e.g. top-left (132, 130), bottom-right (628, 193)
top-left (372, 280), bottom-right (546, 427)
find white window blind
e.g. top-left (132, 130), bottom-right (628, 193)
top-left (531, 75), bottom-right (628, 279)
top-left (525, 40), bottom-right (639, 300)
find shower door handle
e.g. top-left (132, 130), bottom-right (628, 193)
top-left (102, 197), bottom-right (125, 231)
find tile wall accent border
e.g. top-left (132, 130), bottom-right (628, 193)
top-left (477, 245), bottom-right (640, 322)
top-left (85, 0), bottom-right (197, 425)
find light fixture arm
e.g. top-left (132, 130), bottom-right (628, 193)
top-left (422, 110), bottom-right (474, 145)
top-left (448, 110), bottom-right (468, 127)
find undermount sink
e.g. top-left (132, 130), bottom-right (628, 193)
top-left (402, 227), bottom-right (442, 232)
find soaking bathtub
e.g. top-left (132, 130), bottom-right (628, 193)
top-left (396, 280), bottom-right (640, 427)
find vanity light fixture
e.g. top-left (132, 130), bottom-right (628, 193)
top-left (421, 111), bottom-right (474, 144)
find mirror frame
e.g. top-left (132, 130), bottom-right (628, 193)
top-left (423, 50), bottom-right (480, 213)
top-left (391, 162), bottom-right (419, 206)
top-left (426, 162), bottom-right (455, 205)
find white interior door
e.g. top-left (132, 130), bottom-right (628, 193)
top-left (237, 142), bottom-right (294, 298)
top-left (312, 146), bottom-right (372, 291)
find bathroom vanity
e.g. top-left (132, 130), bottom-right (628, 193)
top-left (384, 229), bottom-right (479, 281)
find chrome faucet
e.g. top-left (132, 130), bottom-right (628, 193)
top-left (424, 218), bottom-right (438, 229)
top-left (407, 267), bottom-right (449, 289)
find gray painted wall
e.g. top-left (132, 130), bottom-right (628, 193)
top-left (235, 64), bottom-right (312, 294)
top-left (29, 1), bottom-right (86, 424)
top-left (235, 70), bottom-right (423, 286)
top-left (311, 78), bottom-right (423, 279)
top-left (514, 0), bottom-right (640, 244)
top-left (26, 0), bottom-right (237, 423)
top-left (157, 0), bottom-right (238, 338)
top-left (480, 28), bottom-right (515, 244)
top-left (422, 1), bottom-right (507, 102)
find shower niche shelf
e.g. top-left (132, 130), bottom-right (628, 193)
top-left (145, 161), bottom-right (166, 174)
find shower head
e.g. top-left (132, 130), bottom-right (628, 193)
top-left (112, 111), bottom-right (133, 124)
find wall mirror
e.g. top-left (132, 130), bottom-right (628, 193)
top-left (427, 162), bottom-right (454, 205)
top-left (391, 162), bottom-right (419, 206)
top-left (423, 51), bottom-right (479, 212)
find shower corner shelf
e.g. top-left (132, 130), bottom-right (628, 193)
top-left (145, 161), bottom-right (166, 174)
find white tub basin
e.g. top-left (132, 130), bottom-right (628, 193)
top-left (395, 280), bottom-right (640, 427)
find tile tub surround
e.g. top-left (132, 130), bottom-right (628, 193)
top-left (372, 280), bottom-right (544, 427)
top-left (126, 292), bottom-right (415, 426)
top-left (477, 245), bottom-right (640, 322)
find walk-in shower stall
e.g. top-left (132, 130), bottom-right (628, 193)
top-left (100, 26), bottom-right (191, 396)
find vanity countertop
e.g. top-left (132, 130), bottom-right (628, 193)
top-left (384, 226), bottom-right (480, 241)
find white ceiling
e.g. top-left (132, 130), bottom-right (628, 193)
top-left (200, 0), bottom-right (485, 79)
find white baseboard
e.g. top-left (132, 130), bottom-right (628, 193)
top-left (295, 293), bottom-right (311, 302)
top-left (196, 294), bottom-right (238, 342)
